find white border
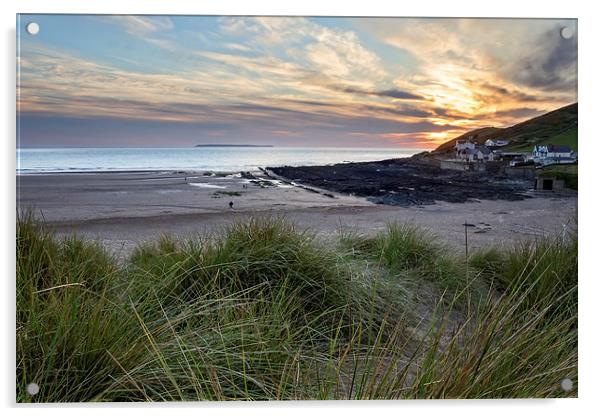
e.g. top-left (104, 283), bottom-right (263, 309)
top-left (2, 1), bottom-right (600, 415)
top-left (0, 0), bottom-right (584, 17)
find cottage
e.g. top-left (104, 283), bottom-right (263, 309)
top-left (533, 144), bottom-right (572, 159)
top-left (475, 146), bottom-right (494, 161)
top-left (532, 144), bottom-right (575, 165)
top-left (455, 140), bottom-right (476, 160)
top-left (455, 140), bottom-right (475, 152)
top-left (457, 148), bottom-right (475, 161)
top-left (454, 140), bottom-right (475, 151)
top-left (484, 139), bottom-right (509, 147)
top-left (457, 146), bottom-right (494, 162)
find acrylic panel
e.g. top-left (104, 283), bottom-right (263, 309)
top-left (16, 15), bottom-right (578, 402)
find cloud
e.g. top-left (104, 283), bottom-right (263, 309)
top-left (335, 85), bottom-right (423, 100)
top-left (102, 16), bottom-right (176, 50)
top-left (223, 42), bottom-right (252, 52)
top-left (356, 17), bottom-right (577, 126)
top-left (18, 16), bottom-right (577, 149)
top-left (359, 104), bottom-right (432, 119)
top-left (473, 82), bottom-right (540, 102)
top-left (488, 107), bottom-right (544, 119)
top-left (373, 89), bottom-right (423, 100)
top-left (218, 17), bottom-right (386, 86)
top-left (504, 26), bottom-right (577, 93)
top-left (270, 130), bottom-right (299, 137)
top-left (105, 16), bottom-right (173, 36)
top-left (17, 45), bottom-right (455, 149)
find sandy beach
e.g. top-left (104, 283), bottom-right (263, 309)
top-left (17, 170), bottom-right (577, 258)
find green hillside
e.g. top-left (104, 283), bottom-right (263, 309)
top-left (434, 103), bottom-right (578, 153)
top-left (507, 127), bottom-right (577, 152)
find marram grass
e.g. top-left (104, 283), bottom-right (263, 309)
top-left (16, 214), bottom-right (577, 401)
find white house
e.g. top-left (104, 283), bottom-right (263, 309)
top-left (475, 146), bottom-right (495, 161)
top-left (533, 144), bottom-right (572, 159)
top-left (455, 140), bottom-right (475, 152)
top-left (532, 144), bottom-right (576, 166)
top-left (457, 146), bottom-right (494, 162)
top-left (485, 139), bottom-right (509, 147)
top-left (455, 140), bottom-right (475, 159)
top-left (457, 148), bottom-right (474, 161)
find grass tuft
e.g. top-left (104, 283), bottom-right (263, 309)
top-left (16, 214), bottom-right (577, 401)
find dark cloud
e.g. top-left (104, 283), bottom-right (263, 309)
top-left (373, 89), bottom-right (423, 100)
top-left (432, 104), bottom-right (543, 123)
top-left (388, 107), bottom-right (432, 118)
top-left (476, 82), bottom-right (540, 102)
top-left (361, 105), bottom-right (432, 118)
top-left (432, 106), bottom-right (472, 120)
top-left (445, 49), bottom-right (465, 61)
top-left (17, 114), bottom-right (234, 148)
top-left (335, 85), bottom-right (423, 100)
top-left (505, 25), bottom-right (577, 92)
top-left (489, 107), bottom-right (544, 119)
top-left (430, 102), bottom-right (544, 123)
top-left (281, 99), bottom-right (337, 107)
top-left (23, 95), bottom-right (341, 126)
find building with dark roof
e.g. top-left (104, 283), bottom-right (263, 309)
top-left (533, 144), bottom-right (572, 158)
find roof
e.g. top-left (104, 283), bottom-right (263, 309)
top-left (546, 144), bottom-right (572, 153)
top-left (475, 146), bottom-right (492, 154)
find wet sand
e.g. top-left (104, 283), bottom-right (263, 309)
top-left (17, 170), bottom-right (577, 258)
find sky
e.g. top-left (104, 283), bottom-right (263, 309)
top-left (17, 15), bottom-right (577, 149)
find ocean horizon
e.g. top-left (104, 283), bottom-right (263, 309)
top-left (16, 147), bottom-right (425, 174)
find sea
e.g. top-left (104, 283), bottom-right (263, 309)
top-left (16, 147), bottom-right (424, 174)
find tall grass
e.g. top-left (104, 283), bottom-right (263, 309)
top-left (470, 227), bottom-right (577, 317)
top-left (340, 223), bottom-right (468, 295)
top-left (16, 212), bottom-right (141, 402)
top-left (16, 215), bottom-right (577, 401)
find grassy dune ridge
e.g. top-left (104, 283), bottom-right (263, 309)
top-left (16, 214), bottom-right (577, 401)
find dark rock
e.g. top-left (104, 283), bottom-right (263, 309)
top-left (268, 158), bottom-right (531, 207)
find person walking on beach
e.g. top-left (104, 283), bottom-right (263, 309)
top-left (229, 201), bottom-right (234, 209)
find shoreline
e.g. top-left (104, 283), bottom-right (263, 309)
top-left (16, 159), bottom-right (577, 258)
top-left (16, 170), bottom-right (576, 258)
top-left (17, 148), bottom-right (423, 176)
top-left (16, 168), bottom-right (259, 176)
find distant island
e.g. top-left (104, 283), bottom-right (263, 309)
top-left (195, 144), bottom-right (274, 148)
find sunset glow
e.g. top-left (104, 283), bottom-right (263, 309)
top-left (17, 16), bottom-right (577, 148)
